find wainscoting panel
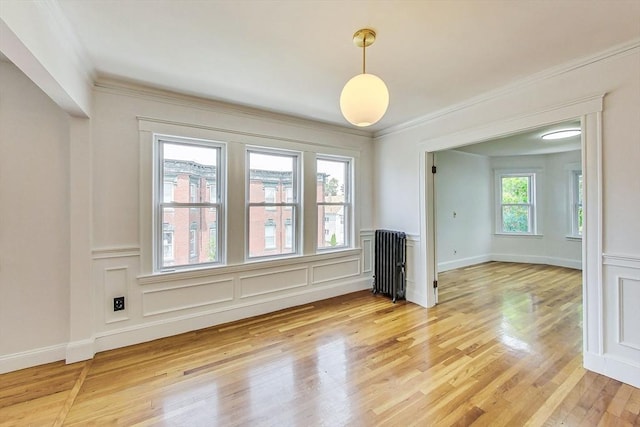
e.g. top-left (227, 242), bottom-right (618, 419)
top-left (361, 230), bottom-right (373, 274)
top-left (142, 278), bottom-right (234, 317)
top-left (239, 267), bottom-right (308, 298)
top-left (601, 254), bottom-right (640, 387)
top-left (619, 277), bottom-right (640, 351)
top-left (311, 257), bottom-right (360, 285)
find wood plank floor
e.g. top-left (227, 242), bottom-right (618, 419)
top-left (2, 262), bottom-right (639, 426)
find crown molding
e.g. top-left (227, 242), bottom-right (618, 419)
top-left (94, 78), bottom-right (373, 140)
top-left (374, 38), bottom-right (640, 139)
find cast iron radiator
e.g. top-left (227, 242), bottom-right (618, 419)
top-left (373, 229), bottom-right (406, 303)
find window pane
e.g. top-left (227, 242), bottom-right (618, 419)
top-left (502, 205), bottom-right (530, 233)
top-left (318, 205), bottom-right (346, 248)
top-left (317, 159), bottom-right (347, 203)
top-left (249, 152), bottom-right (294, 203)
top-left (161, 207), bottom-right (218, 268)
top-left (578, 205), bottom-right (583, 235)
top-left (163, 143), bottom-right (217, 204)
top-left (248, 206), bottom-right (295, 257)
top-left (501, 176), bottom-right (529, 204)
top-left (577, 174), bottom-right (583, 204)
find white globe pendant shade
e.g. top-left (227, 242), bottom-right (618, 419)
top-left (340, 73), bottom-right (389, 127)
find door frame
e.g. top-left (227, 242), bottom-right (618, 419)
top-left (417, 94), bottom-right (603, 366)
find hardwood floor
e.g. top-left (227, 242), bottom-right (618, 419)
top-left (2, 262), bottom-right (639, 426)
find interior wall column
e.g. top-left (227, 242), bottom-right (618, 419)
top-left (67, 115), bottom-right (95, 363)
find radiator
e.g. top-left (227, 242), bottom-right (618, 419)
top-left (373, 229), bottom-right (406, 303)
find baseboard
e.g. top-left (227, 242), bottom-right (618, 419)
top-left (491, 253), bottom-right (582, 270)
top-left (438, 255), bottom-right (492, 272)
top-left (66, 338), bottom-right (96, 364)
top-left (0, 343), bottom-right (67, 374)
top-left (406, 279), bottom-right (427, 307)
top-left (94, 277), bottom-right (371, 354)
top-left (584, 351), bottom-right (640, 389)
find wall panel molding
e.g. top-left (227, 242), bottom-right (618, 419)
top-left (311, 257), bottom-right (360, 285)
top-left (93, 246), bottom-right (141, 259)
top-left (143, 278), bottom-right (234, 316)
top-left (239, 267), bottom-right (308, 298)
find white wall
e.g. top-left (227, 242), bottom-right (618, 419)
top-left (83, 82), bottom-right (376, 356)
top-left (435, 150), bottom-right (492, 271)
top-left (0, 62), bottom-right (70, 369)
top-left (375, 46), bottom-right (640, 387)
top-left (491, 150), bottom-right (582, 269)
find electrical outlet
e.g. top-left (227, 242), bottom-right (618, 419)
top-left (454, 250), bottom-right (457, 255)
top-left (113, 296), bottom-right (125, 311)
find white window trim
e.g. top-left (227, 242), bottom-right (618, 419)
top-left (154, 134), bottom-right (226, 272)
top-left (246, 147), bottom-right (301, 260)
top-left (316, 155), bottom-right (353, 251)
top-left (568, 168), bottom-right (583, 239)
top-left (494, 169), bottom-right (539, 236)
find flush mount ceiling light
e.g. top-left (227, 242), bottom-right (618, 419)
top-left (340, 28), bottom-right (389, 127)
top-left (541, 129), bottom-right (582, 140)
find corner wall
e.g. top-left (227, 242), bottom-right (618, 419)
top-left (0, 62), bottom-right (71, 372)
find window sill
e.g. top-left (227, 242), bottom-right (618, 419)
top-left (565, 235), bottom-right (582, 241)
top-left (138, 248), bottom-right (360, 285)
top-left (494, 233), bottom-right (544, 238)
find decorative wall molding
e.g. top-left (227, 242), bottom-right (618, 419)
top-left (92, 246), bottom-right (141, 259)
top-left (93, 277), bottom-right (370, 355)
top-left (137, 249), bottom-right (362, 285)
top-left (603, 253), bottom-right (640, 269)
top-left (618, 276), bottom-right (640, 351)
top-left (376, 39), bottom-right (638, 139)
top-left (143, 278), bottom-right (234, 316)
top-left (96, 81), bottom-right (372, 139)
top-left (239, 267), bottom-right (309, 298)
top-left (311, 257), bottom-right (360, 285)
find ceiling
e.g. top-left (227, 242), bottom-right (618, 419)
top-left (47, 1), bottom-right (640, 131)
top-left (453, 120), bottom-right (582, 157)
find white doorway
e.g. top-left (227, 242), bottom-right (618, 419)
top-left (431, 120), bottom-right (583, 302)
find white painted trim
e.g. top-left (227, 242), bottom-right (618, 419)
top-left (142, 278), bottom-right (235, 317)
top-left (96, 81), bottom-right (372, 139)
top-left (92, 246), bottom-right (141, 259)
top-left (138, 248), bottom-right (361, 285)
top-left (65, 338), bottom-right (96, 364)
top-left (239, 267), bottom-right (309, 298)
top-left (438, 255), bottom-right (493, 272)
top-left (0, 343), bottom-right (67, 374)
top-left (584, 351), bottom-right (640, 389)
top-left (310, 257), bottom-right (361, 285)
top-left (376, 39), bottom-right (637, 138)
top-left (603, 253), bottom-right (640, 269)
top-left (93, 277), bottom-right (370, 354)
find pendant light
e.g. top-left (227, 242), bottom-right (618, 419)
top-left (340, 28), bottom-right (389, 127)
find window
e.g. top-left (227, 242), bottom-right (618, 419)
top-left (189, 223), bottom-right (198, 258)
top-left (163, 181), bottom-right (174, 203)
top-left (265, 186), bottom-right (276, 211)
top-left (497, 172), bottom-right (536, 234)
top-left (264, 221), bottom-right (276, 250)
top-left (284, 219), bottom-right (292, 249)
top-left (156, 137), bottom-right (224, 271)
top-left (208, 181), bottom-right (217, 203)
top-left (190, 181), bottom-right (199, 203)
top-left (571, 170), bottom-right (583, 237)
top-left (247, 149), bottom-right (299, 258)
top-left (317, 156), bottom-right (352, 249)
top-left (162, 224), bottom-right (174, 263)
